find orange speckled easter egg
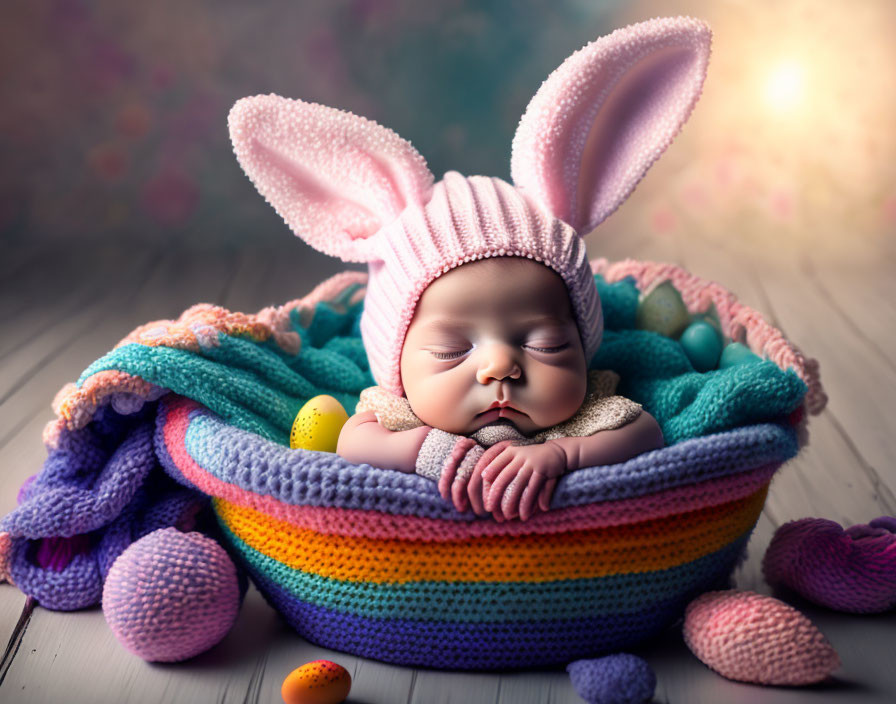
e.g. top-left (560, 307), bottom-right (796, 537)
top-left (281, 660), bottom-right (351, 704)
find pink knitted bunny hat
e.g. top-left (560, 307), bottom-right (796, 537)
top-left (229, 16), bottom-right (712, 398)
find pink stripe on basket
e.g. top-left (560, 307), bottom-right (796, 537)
top-left (591, 258), bottom-right (826, 415)
top-left (162, 396), bottom-right (777, 542)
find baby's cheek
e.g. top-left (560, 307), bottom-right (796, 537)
top-left (404, 372), bottom-right (470, 432)
top-left (531, 363), bottom-right (587, 426)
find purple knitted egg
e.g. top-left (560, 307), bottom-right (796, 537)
top-left (102, 528), bottom-right (241, 662)
top-left (566, 654), bottom-right (656, 704)
top-left (763, 516), bottom-right (896, 613)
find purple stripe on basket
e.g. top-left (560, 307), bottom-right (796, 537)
top-left (178, 401), bottom-right (797, 516)
top-left (243, 560), bottom-right (721, 670)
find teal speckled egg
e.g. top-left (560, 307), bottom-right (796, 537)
top-left (680, 321), bottom-right (723, 372)
top-left (719, 342), bottom-right (762, 368)
top-left (635, 281), bottom-right (691, 338)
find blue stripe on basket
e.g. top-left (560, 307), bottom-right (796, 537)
top-left (182, 401), bottom-right (797, 516)
top-left (216, 512), bottom-right (750, 623)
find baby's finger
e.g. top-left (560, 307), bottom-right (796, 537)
top-left (477, 440), bottom-right (515, 469)
top-left (498, 502), bottom-right (518, 521)
top-left (518, 474), bottom-right (546, 521)
top-left (475, 439), bottom-right (513, 480)
top-left (438, 463), bottom-right (458, 500)
top-left (466, 470), bottom-right (488, 517)
top-left (481, 452), bottom-right (516, 505)
top-left (467, 441), bottom-right (514, 517)
top-left (451, 475), bottom-right (470, 512)
top-left (481, 447), bottom-right (515, 482)
top-left (484, 458), bottom-right (524, 511)
top-left (468, 444), bottom-right (509, 516)
top-left (500, 470), bottom-right (532, 520)
top-left (490, 493), bottom-right (510, 522)
top-left (537, 479), bottom-right (557, 512)
top-left (437, 437), bottom-right (477, 500)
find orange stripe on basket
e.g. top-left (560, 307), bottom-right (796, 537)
top-left (214, 484), bottom-right (767, 583)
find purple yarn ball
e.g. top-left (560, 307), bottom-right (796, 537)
top-left (763, 516), bottom-right (896, 613)
top-left (567, 653), bottom-right (656, 704)
top-left (102, 528), bottom-right (240, 662)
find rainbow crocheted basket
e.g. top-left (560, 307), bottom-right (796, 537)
top-left (156, 258), bottom-right (825, 671)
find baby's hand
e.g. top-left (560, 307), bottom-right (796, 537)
top-left (466, 440), bottom-right (516, 521)
top-left (437, 437), bottom-right (485, 513)
top-left (470, 441), bottom-right (568, 522)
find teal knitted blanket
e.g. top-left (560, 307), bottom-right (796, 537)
top-left (1, 271), bottom-right (809, 612)
top-left (74, 274), bottom-right (807, 448)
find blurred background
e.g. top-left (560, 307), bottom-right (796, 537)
top-left (3, 4), bottom-right (896, 701)
top-left (1, 0), bottom-right (894, 262)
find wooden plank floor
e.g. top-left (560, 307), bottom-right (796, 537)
top-left (0, 228), bottom-right (894, 704)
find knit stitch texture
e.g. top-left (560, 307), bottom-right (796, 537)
top-left (683, 590), bottom-right (840, 685)
top-left (566, 654), bottom-right (656, 704)
top-left (762, 516), bottom-right (896, 613)
top-left (0, 263), bottom-right (821, 668)
top-left (102, 527), bottom-right (241, 662)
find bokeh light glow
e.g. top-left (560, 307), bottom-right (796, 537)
top-left (0, 0), bottom-right (892, 259)
top-left (611, 0), bottom-right (896, 258)
top-left (763, 61), bottom-right (805, 114)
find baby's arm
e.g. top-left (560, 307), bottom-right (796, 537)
top-left (549, 411), bottom-right (664, 471)
top-left (336, 411), bottom-right (432, 474)
top-left (337, 412), bottom-right (489, 513)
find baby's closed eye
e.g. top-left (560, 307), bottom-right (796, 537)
top-left (428, 341), bottom-right (569, 360)
top-left (430, 348), bottom-right (470, 360)
top-left (524, 341), bottom-right (570, 353)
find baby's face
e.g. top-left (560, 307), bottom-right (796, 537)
top-left (399, 257), bottom-right (588, 436)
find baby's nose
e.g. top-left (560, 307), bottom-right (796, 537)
top-left (475, 344), bottom-right (522, 384)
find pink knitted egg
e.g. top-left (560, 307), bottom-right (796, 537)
top-left (683, 590), bottom-right (840, 686)
top-left (102, 528), bottom-right (241, 662)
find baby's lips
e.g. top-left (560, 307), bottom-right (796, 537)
top-left (762, 516), bottom-right (896, 613)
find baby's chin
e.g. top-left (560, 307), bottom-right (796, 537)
top-left (469, 414), bottom-right (546, 437)
top-left (418, 407), bottom-right (568, 437)
top-left (475, 417), bottom-right (519, 431)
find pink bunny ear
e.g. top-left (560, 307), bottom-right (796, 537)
top-left (229, 94), bottom-right (435, 262)
top-left (511, 16), bottom-right (711, 235)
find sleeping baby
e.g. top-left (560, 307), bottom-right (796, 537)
top-left (338, 250), bottom-right (664, 522)
top-left (227, 17), bottom-right (710, 521)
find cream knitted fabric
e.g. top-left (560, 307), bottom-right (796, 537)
top-left (356, 369), bottom-right (642, 448)
top-left (414, 431), bottom-right (484, 484)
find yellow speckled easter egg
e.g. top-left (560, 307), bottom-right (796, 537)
top-left (289, 395), bottom-right (349, 452)
top-left (281, 660), bottom-right (351, 704)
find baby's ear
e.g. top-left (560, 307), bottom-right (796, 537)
top-left (511, 16), bottom-right (711, 236)
top-left (229, 95), bottom-right (434, 262)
